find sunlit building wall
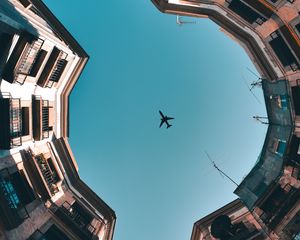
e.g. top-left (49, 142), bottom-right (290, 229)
top-left (0, 1), bottom-right (116, 239)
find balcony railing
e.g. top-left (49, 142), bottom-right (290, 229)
top-left (14, 38), bottom-right (43, 85)
top-left (46, 52), bottom-right (68, 88)
top-left (42, 100), bottom-right (50, 139)
top-left (0, 95), bottom-right (23, 149)
top-left (61, 201), bottom-right (96, 235)
top-left (10, 98), bottom-right (22, 148)
top-left (49, 201), bottom-right (96, 240)
top-left (32, 97), bottom-right (53, 141)
top-left (35, 154), bottom-right (58, 196)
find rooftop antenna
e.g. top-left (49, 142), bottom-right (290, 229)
top-left (204, 151), bottom-right (239, 187)
top-left (253, 115), bottom-right (269, 125)
top-left (176, 15), bottom-right (196, 25)
top-left (246, 67), bottom-right (263, 89)
top-left (242, 75), bottom-right (262, 104)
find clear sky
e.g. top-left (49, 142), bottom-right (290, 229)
top-left (44, 1), bottom-right (267, 239)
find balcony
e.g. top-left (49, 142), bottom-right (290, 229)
top-left (50, 201), bottom-right (96, 240)
top-left (32, 97), bottom-right (53, 140)
top-left (0, 97), bottom-right (22, 149)
top-left (22, 151), bottom-right (60, 200)
top-left (35, 154), bottom-right (59, 195)
top-left (37, 48), bottom-right (68, 88)
top-left (0, 168), bottom-right (32, 230)
top-left (2, 35), bottom-right (44, 84)
top-left (28, 226), bottom-right (72, 240)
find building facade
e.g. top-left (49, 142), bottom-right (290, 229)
top-left (0, 1), bottom-right (115, 240)
top-left (152, 0), bottom-right (300, 239)
top-left (191, 199), bottom-right (269, 240)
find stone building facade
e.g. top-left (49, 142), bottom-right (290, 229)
top-left (191, 199), bottom-right (270, 240)
top-left (0, 1), bottom-right (116, 239)
top-left (152, 0), bottom-right (300, 239)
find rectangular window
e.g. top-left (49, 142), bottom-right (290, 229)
top-left (269, 31), bottom-right (299, 70)
top-left (276, 140), bottom-right (287, 156)
top-left (18, 0), bottom-right (30, 7)
top-left (227, 0), bottom-right (266, 24)
top-left (243, 0), bottom-right (273, 18)
top-left (29, 49), bottom-right (47, 77)
top-left (273, 95), bottom-right (288, 109)
top-left (292, 87), bottom-right (300, 115)
top-left (22, 107), bottom-right (29, 136)
top-left (10, 170), bottom-right (35, 205)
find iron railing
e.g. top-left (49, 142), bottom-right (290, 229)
top-left (10, 99), bottom-right (22, 148)
top-left (46, 52), bottom-right (68, 88)
top-left (14, 38), bottom-right (43, 85)
top-left (42, 100), bottom-right (50, 139)
top-left (61, 201), bottom-right (96, 235)
top-left (35, 154), bottom-right (58, 196)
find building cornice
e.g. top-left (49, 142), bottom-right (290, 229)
top-left (151, 0), bottom-right (280, 80)
top-left (52, 137), bottom-right (116, 240)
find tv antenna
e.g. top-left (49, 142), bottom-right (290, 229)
top-left (242, 75), bottom-right (262, 104)
top-left (246, 67), bottom-right (263, 88)
top-left (253, 115), bottom-right (269, 125)
top-left (176, 15), bottom-right (196, 25)
top-left (204, 151), bottom-right (239, 187)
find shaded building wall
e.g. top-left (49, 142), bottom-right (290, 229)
top-left (151, 0), bottom-right (300, 239)
top-left (191, 199), bottom-right (269, 240)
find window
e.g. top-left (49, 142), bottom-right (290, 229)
top-left (0, 170), bottom-right (35, 208)
top-left (18, 0), bottom-right (31, 7)
top-left (22, 107), bottom-right (29, 136)
top-left (271, 94), bottom-right (288, 109)
top-left (270, 138), bottom-right (287, 156)
top-left (269, 31), bottom-right (299, 70)
top-left (276, 140), bottom-right (287, 156)
top-left (227, 0), bottom-right (266, 25)
top-left (292, 87), bottom-right (300, 115)
top-left (28, 225), bottom-right (71, 240)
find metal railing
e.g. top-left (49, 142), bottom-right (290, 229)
top-left (10, 99), bottom-right (22, 148)
top-left (46, 52), bottom-right (68, 88)
top-left (14, 38), bottom-right (44, 85)
top-left (35, 155), bottom-right (58, 196)
top-left (61, 201), bottom-right (96, 235)
top-left (42, 100), bottom-right (50, 139)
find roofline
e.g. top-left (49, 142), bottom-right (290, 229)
top-left (191, 199), bottom-right (243, 239)
top-left (193, 199), bottom-right (242, 226)
top-left (60, 56), bottom-right (89, 138)
top-left (30, 0), bottom-right (89, 58)
top-left (151, 1), bottom-right (279, 80)
top-left (52, 137), bottom-right (116, 240)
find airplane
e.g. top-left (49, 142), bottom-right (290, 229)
top-left (159, 110), bottom-right (174, 129)
top-left (176, 15), bottom-right (196, 25)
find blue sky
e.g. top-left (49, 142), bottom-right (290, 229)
top-left (44, 1), bottom-right (267, 239)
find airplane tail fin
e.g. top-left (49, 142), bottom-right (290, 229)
top-left (167, 124), bottom-right (172, 129)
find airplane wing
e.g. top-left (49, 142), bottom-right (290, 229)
top-left (166, 117), bottom-right (174, 120)
top-left (159, 120), bottom-right (164, 128)
top-left (159, 111), bottom-right (164, 118)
